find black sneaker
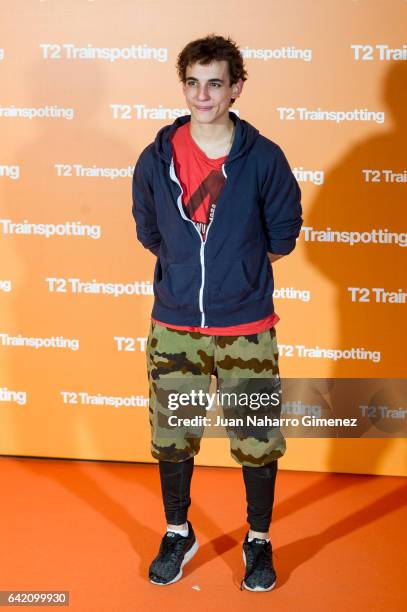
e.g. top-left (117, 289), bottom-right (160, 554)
top-left (149, 521), bottom-right (199, 585)
top-left (241, 533), bottom-right (276, 592)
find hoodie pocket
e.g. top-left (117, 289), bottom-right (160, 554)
top-left (208, 254), bottom-right (273, 305)
top-left (155, 263), bottom-right (200, 309)
top-left (208, 260), bottom-right (253, 304)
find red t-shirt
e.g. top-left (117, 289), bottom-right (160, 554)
top-left (152, 123), bottom-right (279, 335)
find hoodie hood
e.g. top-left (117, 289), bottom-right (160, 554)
top-left (154, 111), bottom-right (259, 164)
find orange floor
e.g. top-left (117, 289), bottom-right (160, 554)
top-left (0, 457), bottom-right (405, 611)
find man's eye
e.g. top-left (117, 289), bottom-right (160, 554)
top-left (186, 82), bottom-right (221, 88)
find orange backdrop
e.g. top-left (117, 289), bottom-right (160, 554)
top-left (0, 0), bottom-right (405, 475)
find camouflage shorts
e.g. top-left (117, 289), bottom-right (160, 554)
top-left (146, 321), bottom-right (286, 467)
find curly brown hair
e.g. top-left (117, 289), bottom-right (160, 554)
top-left (176, 34), bottom-right (248, 104)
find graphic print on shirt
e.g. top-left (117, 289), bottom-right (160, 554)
top-left (184, 170), bottom-right (225, 239)
top-left (170, 123), bottom-right (227, 242)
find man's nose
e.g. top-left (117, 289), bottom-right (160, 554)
top-left (196, 84), bottom-right (210, 100)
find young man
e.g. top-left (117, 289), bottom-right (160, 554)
top-left (132, 34), bottom-right (302, 591)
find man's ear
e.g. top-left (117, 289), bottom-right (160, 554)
top-left (231, 78), bottom-right (244, 100)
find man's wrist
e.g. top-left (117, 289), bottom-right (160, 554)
top-left (267, 252), bottom-right (285, 264)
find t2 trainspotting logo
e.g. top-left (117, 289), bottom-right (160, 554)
top-left (292, 167), bottom-right (324, 185)
top-left (0, 164), bottom-right (20, 180)
top-left (110, 104), bottom-right (190, 120)
top-left (362, 169), bottom-right (407, 183)
top-left (278, 344), bottom-right (381, 363)
top-left (60, 391), bottom-right (148, 408)
top-left (277, 107), bottom-right (385, 124)
top-left (54, 164), bottom-right (134, 179)
top-left (0, 333), bottom-right (79, 351)
top-left (46, 277), bottom-right (153, 297)
top-left (301, 226), bottom-right (407, 247)
top-left (0, 219), bottom-right (101, 239)
top-left (351, 44), bottom-right (407, 61)
top-left (348, 287), bottom-right (406, 304)
top-left (240, 46), bottom-right (312, 62)
top-left (0, 386), bottom-right (27, 405)
top-left (0, 105), bottom-right (74, 120)
top-left (114, 337), bottom-right (148, 352)
top-left (40, 43), bottom-right (168, 62)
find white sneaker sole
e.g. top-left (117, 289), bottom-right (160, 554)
top-left (150, 539), bottom-right (199, 586)
top-left (242, 550), bottom-right (276, 592)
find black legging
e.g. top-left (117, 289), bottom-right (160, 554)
top-left (158, 458), bottom-right (277, 532)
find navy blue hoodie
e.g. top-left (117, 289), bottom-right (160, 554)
top-left (132, 111), bottom-right (302, 328)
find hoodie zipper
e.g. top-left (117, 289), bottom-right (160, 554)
top-left (169, 157), bottom-right (227, 327)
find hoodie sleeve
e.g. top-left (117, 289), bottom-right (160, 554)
top-left (132, 146), bottom-right (161, 256)
top-left (260, 144), bottom-right (303, 255)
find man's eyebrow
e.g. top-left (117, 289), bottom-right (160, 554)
top-left (186, 77), bottom-right (225, 83)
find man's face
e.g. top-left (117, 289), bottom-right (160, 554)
top-left (182, 60), bottom-right (243, 125)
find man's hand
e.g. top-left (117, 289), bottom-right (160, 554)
top-left (267, 252), bottom-right (286, 264)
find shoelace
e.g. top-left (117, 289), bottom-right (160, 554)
top-left (159, 533), bottom-right (188, 564)
top-left (240, 540), bottom-right (272, 590)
